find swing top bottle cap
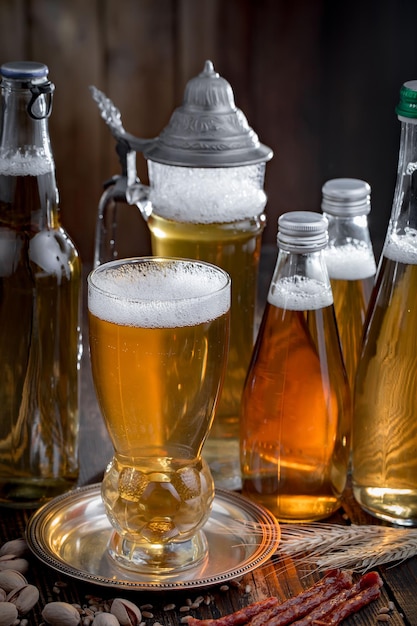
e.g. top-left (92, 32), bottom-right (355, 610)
top-left (0, 61), bottom-right (49, 81)
top-left (277, 211), bottom-right (328, 253)
top-left (321, 178), bottom-right (371, 217)
top-left (143, 60), bottom-right (273, 168)
top-left (395, 80), bottom-right (417, 119)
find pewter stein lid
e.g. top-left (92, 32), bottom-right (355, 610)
top-left (143, 60), bottom-right (273, 168)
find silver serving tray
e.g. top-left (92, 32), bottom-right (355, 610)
top-left (26, 484), bottom-right (279, 591)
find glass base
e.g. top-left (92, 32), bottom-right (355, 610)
top-left (107, 529), bottom-right (209, 575)
top-left (353, 485), bottom-right (417, 527)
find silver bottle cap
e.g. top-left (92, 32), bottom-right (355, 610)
top-left (321, 178), bottom-right (371, 216)
top-left (143, 60), bottom-right (273, 168)
top-left (0, 61), bottom-right (54, 119)
top-left (278, 211), bottom-right (328, 253)
top-left (0, 61), bottom-right (48, 81)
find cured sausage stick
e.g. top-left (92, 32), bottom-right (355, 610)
top-left (308, 571), bottom-right (383, 626)
top-left (187, 570), bottom-right (353, 626)
top-left (248, 569), bottom-right (353, 626)
top-left (186, 597), bottom-right (280, 626)
top-left (274, 571), bottom-right (383, 626)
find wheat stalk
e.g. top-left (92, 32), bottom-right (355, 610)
top-left (277, 523), bottom-right (417, 572)
top-left (216, 517), bottom-right (417, 573)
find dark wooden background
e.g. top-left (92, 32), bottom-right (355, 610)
top-left (1, 0), bottom-right (417, 264)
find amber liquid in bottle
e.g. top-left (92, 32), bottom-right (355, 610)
top-left (241, 277), bottom-right (350, 522)
top-left (0, 166), bottom-right (81, 507)
top-left (353, 236), bottom-right (417, 524)
top-left (325, 243), bottom-right (376, 391)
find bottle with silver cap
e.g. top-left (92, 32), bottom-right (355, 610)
top-left (321, 178), bottom-right (377, 392)
top-left (240, 211), bottom-right (350, 522)
top-left (0, 62), bottom-right (82, 507)
top-left (353, 81), bottom-right (417, 525)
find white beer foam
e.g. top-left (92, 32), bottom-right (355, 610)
top-left (0, 149), bottom-right (53, 176)
top-left (89, 260), bottom-right (230, 328)
top-left (148, 162), bottom-right (267, 223)
top-left (324, 242), bottom-right (376, 280)
top-left (385, 229), bottom-right (417, 265)
top-left (268, 276), bottom-right (333, 311)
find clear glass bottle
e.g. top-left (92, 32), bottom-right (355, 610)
top-left (240, 211), bottom-right (350, 522)
top-left (322, 178), bottom-right (377, 392)
top-left (0, 61), bottom-right (82, 507)
top-left (353, 81), bottom-right (417, 525)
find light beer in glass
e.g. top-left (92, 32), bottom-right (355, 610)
top-left (88, 257), bottom-right (230, 573)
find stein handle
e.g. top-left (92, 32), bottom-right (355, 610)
top-left (94, 150), bottom-right (152, 268)
top-left (90, 86), bottom-right (155, 266)
top-left (125, 150), bottom-right (152, 220)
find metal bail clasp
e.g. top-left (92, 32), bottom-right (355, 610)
top-left (27, 81), bottom-right (55, 120)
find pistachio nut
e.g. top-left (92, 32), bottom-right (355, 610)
top-left (0, 538), bottom-right (28, 558)
top-left (6, 583), bottom-right (40, 615)
top-left (42, 601), bottom-right (81, 626)
top-left (0, 569), bottom-right (28, 592)
top-left (0, 587), bottom-right (6, 601)
top-left (111, 598), bottom-right (142, 625)
top-left (0, 602), bottom-right (18, 626)
top-left (0, 554), bottom-right (29, 574)
top-left (92, 613), bottom-right (120, 626)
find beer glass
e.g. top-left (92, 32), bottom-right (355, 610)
top-left (88, 257), bottom-right (230, 574)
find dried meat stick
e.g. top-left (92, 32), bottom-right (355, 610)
top-left (310, 571), bottom-right (383, 626)
top-left (248, 569), bottom-right (353, 626)
top-left (289, 571), bottom-right (383, 625)
top-left (186, 597), bottom-right (279, 626)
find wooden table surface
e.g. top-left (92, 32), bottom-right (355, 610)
top-left (1, 248), bottom-right (416, 626)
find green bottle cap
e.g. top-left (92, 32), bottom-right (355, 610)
top-left (395, 80), bottom-right (417, 118)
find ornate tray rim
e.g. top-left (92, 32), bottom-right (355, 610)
top-left (26, 484), bottom-right (280, 591)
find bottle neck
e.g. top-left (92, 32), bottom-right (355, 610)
top-left (0, 78), bottom-right (54, 173)
top-left (389, 119), bottom-right (417, 237)
top-left (323, 212), bottom-right (373, 248)
top-left (0, 78), bottom-right (59, 230)
top-left (268, 247), bottom-right (333, 310)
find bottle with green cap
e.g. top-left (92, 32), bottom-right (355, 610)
top-left (0, 62), bottom-right (81, 507)
top-left (240, 211), bottom-right (350, 522)
top-left (321, 178), bottom-right (377, 392)
top-left (352, 81), bottom-right (417, 525)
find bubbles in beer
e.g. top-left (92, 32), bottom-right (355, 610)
top-left (119, 466), bottom-right (150, 502)
top-left (88, 259), bottom-right (230, 328)
top-left (148, 161), bottom-right (267, 223)
top-left (0, 147), bottom-right (53, 176)
top-left (268, 276), bottom-right (333, 311)
top-left (385, 228), bottom-right (417, 265)
top-left (324, 242), bottom-right (377, 280)
top-left (171, 466), bottom-right (202, 500)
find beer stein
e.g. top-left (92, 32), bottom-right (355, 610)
top-left (91, 61), bottom-right (272, 490)
top-left (88, 257), bottom-right (230, 574)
